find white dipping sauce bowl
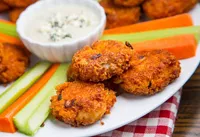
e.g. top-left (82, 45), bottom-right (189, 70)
top-left (17, 0), bottom-right (106, 62)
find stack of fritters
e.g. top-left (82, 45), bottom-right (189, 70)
top-left (100, 0), bottom-right (198, 29)
top-left (50, 40), bottom-right (181, 127)
top-left (68, 40), bottom-right (181, 96)
top-left (50, 40), bottom-right (133, 126)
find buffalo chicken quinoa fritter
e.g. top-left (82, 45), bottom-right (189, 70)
top-left (142, 0), bottom-right (198, 19)
top-left (114, 50), bottom-right (181, 95)
top-left (114, 0), bottom-right (145, 7)
top-left (67, 40), bottom-right (133, 82)
top-left (50, 81), bottom-right (116, 126)
top-left (100, 0), bottom-right (141, 29)
top-left (0, 43), bottom-right (29, 84)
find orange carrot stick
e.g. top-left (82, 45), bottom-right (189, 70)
top-left (104, 14), bottom-right (193, 35)
top-left (0, 64), bottom-right (60, 133)
top-left (132, 34), bottom-right (197, 59)
top-left (0, 19), bottom-right (15, 25)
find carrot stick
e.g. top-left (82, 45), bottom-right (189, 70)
top-left (132, 34), bottom-right (197, 59)
top-left (0, 19), bottom-right (15, 25)
top-left (0, 33), bottom-right (23, 47)
top-left (0, 64), bottom-right (60, 133)
top-left (104, 14), bottom-right (193, 35)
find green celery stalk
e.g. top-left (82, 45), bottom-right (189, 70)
top-left (13, 63), bottom-right (69, 135)
top-left (101, 26), bottom-right (200, 43)
top-left (26, 93), bottom-right (53, 135)
top-left (0, 22), bottom-right (17, 37)
top-left (0, 62), bottom-right (51, 114)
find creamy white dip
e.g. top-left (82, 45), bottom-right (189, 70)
top-left (25, 4), bottom-right (100, 43)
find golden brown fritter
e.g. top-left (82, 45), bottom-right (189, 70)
top-left (0, 43), bottom-right (29, 84)
top-left (114, 0), bottom-right (145, 7)
top-left (0, 1), bottom-right (10, 12)
top-left (68, 40), bottom-right (133, 82)
top-left (9, 8), bottom-right (25, 23)
top-left (114, 50), bottom-right (181, 95)
top-left (100, 0), bottom-right (141, 29)
top-left (3, 0), bottom-right (37, 8)
top-left (50, 81), bottom-right (116, 127)
top-left (142, 0), bottom-right (198, 19)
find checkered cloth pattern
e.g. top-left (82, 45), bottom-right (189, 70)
top-left (95, 89), bottom-right (182, 137)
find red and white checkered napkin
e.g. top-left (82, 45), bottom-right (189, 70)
top-left (95, 89), bottom-right (182, 137)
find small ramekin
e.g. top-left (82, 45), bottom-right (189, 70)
top-left (17, 0), bottom-right (106, 62)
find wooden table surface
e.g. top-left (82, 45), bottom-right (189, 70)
top-left (173, 66), bottom-right (200, 137)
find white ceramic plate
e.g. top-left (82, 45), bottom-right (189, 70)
top-left (1, 4), bottom-right (200, 137)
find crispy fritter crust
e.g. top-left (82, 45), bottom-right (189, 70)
top-left (114, 50), bottom-right (181, 95)
top-left (0, 43), bottom-right (29, 84)
top-left (50, 81), bottom-right (116, 126)
top-left (100, 0), bottom-right (141, 29)
top-left (9, 8), bottom-right (25, 23)
top-left (114, 0), bottom-right (145, 7)
top-left (68, 40), bottom-right (133, 82)
top-left (3, 0), bottom-right (37, 7)
top-left (0, 1), bottom-right (10, 12)
top-left (142, 0), bottom-right (198, 19)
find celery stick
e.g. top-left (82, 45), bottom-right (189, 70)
top-left (101, 26), bottom-right (200, 43)
top-left (13, 63), bottom-right (69, 135)
top-left (0, 62), bottom-right (51, 114)
top-left (26, 93), bottom-right (53, 135)
top-left (0, 22), bottom-right (17, 37)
